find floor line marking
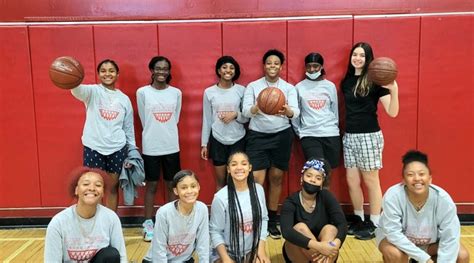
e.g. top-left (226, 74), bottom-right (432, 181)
top-left (4, 239), bottom-right (34, 262)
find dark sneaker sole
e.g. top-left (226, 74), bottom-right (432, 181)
top-left (268, 233), bottom-right (282, 239)
top-left (354, 233), bottom-right (375, 240)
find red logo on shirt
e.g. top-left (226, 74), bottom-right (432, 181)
top-left (99, 109), bottom-right (119, 120)
top-left (241, 220), bottom-right (253, 234)
top-left (153, 112), bottom-right (172, 122)
top-left (308, 99), bottom-right (326, 110)
top-left (67, 248), bottom-right (98, 261)
top-left (168, 243), bottom-right (190, 256)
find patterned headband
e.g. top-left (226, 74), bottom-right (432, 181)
top-left (301, 159), bottom-right (326, 177)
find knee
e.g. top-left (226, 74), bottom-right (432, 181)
top-left (293, 223), bottom-right (312, 236)
top-left (380, 245), bottom-right (407, 262)
top-left (91, 246), bottom-right (120, 263)
top-left (146, 181), bottom-right (159, 193)
top-left (319, 224), bottom-right (338, 238)
top-left (458, 246), bottom-right (470, 263)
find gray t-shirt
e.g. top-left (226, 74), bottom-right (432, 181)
top-left (376, 183), bottom-right (460, 262)
top-left (71, 84), bottom-right (136, 155)
top-left (44, 205), bottom-right (127, 262)
top-left (152, 200), bottom-right (209, 262)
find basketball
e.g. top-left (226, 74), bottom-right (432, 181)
top-left (49, 56), bottom-right (84, 89)
top-left (257, 87), bottom-right (286, 115)
top-left (367, 57), bottom-right (398, 86)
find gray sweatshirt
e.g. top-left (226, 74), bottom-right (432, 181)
top-left (44, 205), bottom-right (127, 262)
top-left (209, 184), bottom-right (268, 257)
top-left (376, 183), bottom-right (460, 263)
top-left (201, 84), bottom-right (248, 146)
top-left (71, 84), bottom-right (136, 155)
top-left (242, 77), bottom-right (299, 133)
top-left (136, 85), bottom-right (182, 156)
top-left (292, 78), bottom-right (339, 138)
top-left (152, 200), bottom-right (209, 262)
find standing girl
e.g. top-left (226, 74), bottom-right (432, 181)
top-left (209, 152), bottom-right (270, 263)
top-left (44, 167), bottom-right (127, 262)
top-left (341, 42), bottom-right (399, 240)
top-left (151, 170), bottom-right (210, 262)
top-left (293, 52), bottom-right (340, 169)
top-left (137, 56), bottom-right (182, 241)
top-left (201, 56), bottom-right (248, 190)
top-left (71, 59), bottom-right (136, 212)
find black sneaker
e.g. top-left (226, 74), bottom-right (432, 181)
top-left (354, 220), bottom-right (376, 240)
top-left (347, 216), bottom-right (364, 235)
top-left (268, 222), bottom-right (282, 239)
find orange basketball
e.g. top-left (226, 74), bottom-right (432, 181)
top-left (367, 57), bottom-right (398, 86)
top-left (257, 87), bottom-right (286, 115)
top-left (49, 56), bottom-right (84, 89)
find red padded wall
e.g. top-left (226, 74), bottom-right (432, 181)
top-left (29, 26), bottom-right (96, 206)
top-left (93, 24), bottom-right (159, 205)
top-left (0, 27), bottom-right (41, 207)
top-left (354, 17), bottom-right (420, 192)
top-left (287, 18), bottom-right (353, 200)
top-left (158, 23), bottom-right (222, 203)
top-left (418, 15), bottom-right (473, 201)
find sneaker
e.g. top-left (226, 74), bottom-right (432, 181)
top-left (142, 219), bottom-right (154, 242)
top-left (347, 216), bottom-right (364, 236)
top-left (268, 222), bottom-right (281, 239)
top-left (354, 220), bottom-right (376, 240)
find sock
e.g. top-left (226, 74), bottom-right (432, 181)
top-left (354, 210), bottom-right (364, 221)
top-left (268, 210), bottom-right (278, 224)
top-left (370, 214), bottom-right (380, 227)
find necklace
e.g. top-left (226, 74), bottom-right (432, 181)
top-left (299, 191), bottom-right (316, 211)
top-left (176, 201), bottom-right (196, 227)
top-left (74, 206), bottom-right (97, 240)
top-left (412, 199), bottom-right (427, 211)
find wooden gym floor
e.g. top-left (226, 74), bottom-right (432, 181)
top-left (0, 226), bottom-right (473, 262)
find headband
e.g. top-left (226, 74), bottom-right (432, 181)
top-left (301, 159), bottom-right (326, 177)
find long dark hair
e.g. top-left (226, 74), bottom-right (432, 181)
top-left (341, 42), bottom-right (374, 97)
top-left (226, 152), bottom-right (262, 263)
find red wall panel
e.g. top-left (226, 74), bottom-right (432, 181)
top-left (354, 17), bottom-right (420, 192)
top-left (418, 15), bottom-right (473, 201)
top-left (158, 23), bottom-right (222, 203)
top-left (287, 18), bottom-right (353, 200)
top-left (29, 26), bottom-right (96, 206)
top-left (93, 24), bottom-right (159, 205)
top-left (0, 27), bottom-right (41, 207)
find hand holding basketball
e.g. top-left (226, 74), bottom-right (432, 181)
top-left (49, 56), bottom-right (84, 89)
top-left (257, 87), bottom-right (286, 115)
top-left (367, 57), bottom-right (398, 86)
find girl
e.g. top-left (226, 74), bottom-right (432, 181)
top-left (201, 56), bottom-right (248, 190)
top-left (151, 170), bottom-right (209, 262)
top-left (376, 150), bottom-right (470, 262)
top-left (44, 167), bottom-right (127, 262)
top-left (293, 52), bottom-right (340, 169)
top-left (137, 56), bottom-right (182, 241)
top-left (242, 49), bottom-right (299, 239)
top-left (341, 42), bottom-right (399, 240)
top-left (209, 152), bottom-right (270, 263)
top-left (71, 59), bottom-right (136, 212)
top-left (280, 159), bottom-right (347, 263)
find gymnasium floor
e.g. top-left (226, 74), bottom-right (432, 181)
top-left (0, 226), bottom-right (473, 262)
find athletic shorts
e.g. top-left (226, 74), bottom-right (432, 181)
top-left (83, 145), bottom-right (127, 175)
top-left (245, 127), bottom-right (293, 171)
top-left (143, 152), bottom-right (181, 182)
top-left (300, 136), bottom-right (341, 168)
top-left (209, 133), bottom-right (245, 166)
top-left (343, 131), bottom-right (384, 171)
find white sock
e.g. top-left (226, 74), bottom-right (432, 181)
top-left (354, 210), bottom-right (364, 221)
top-left (370, 214), bottom-right (380, 227)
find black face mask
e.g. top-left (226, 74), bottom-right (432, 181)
top-left (302, 181), bottom-right (321, 195)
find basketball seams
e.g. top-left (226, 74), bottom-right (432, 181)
top-left (49, 56), bottom-right (84, 89)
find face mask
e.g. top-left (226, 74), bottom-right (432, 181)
top-left (305, 70), bottom-right (321, 80)
top-left (302, 181), bottom-right (321, 195)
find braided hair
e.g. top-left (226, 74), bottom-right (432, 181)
top-left (226, 152), bottom-right (262, 263)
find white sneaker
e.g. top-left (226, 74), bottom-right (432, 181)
top-left (142, 219), bottom-right (154, 242)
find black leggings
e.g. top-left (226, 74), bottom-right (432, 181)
top-left (90, 246), bottom-right (120, 263)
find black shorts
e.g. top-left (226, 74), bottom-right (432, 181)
top-left (83, 145), bottom-right (127, 175)
top-left (142, 152), bottom-right (181, 182)
top-left (245, 127), bottom-right (293, 171)
top-left (209, 133), bottom-right (246, 166)
top-left (300, 136), bottom-right (341, 168)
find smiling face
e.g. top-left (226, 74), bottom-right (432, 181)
top-left (218, 62), bottom-right (236, 82)
top-left (227, 153), bottom-right (252, 183)
top-left (403, 161), bottom-right (432, 196)
top-left (173, 175), bottom-right (200, 205)
top-left (151, 60), bottom-right (170, 85)
top-left (75, 172), bottom-right (104, 206)
top-left (351, 47), bottom-right (366, 72)
top-left (98, 62), bottom-right (119, 88)
top-left (264, 55), bottom-right (282, 80)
